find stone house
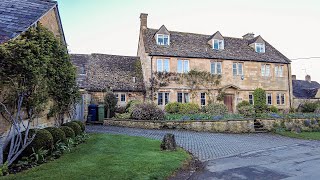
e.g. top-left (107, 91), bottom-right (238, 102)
top-left (0, 0), bottom-right (66, 133)
top-left (70, 54), bottom-right (145, 112)
top-left (137, 13), bottom-right (293, 112)
top-left (292, 75), bottom-right (320, 109)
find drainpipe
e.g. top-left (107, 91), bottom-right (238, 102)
top-left (287, 64), bottom-right (292, 108)
top-left (150, 56), bottom-right (154, 102)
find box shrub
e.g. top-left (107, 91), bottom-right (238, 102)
top-left (73, 120), bottom-right (86, 132)
top-left (45, 127), bottom-right (67, 144)
top-left (268, 105), bottom-right (279, 113)
top-left (236, 100), bottom-right (250, 109)
top-left (126, 100), bottom-right (142, 113)
top-left (253, 88), bottom-right (267, 113)
top-left (62, 122), bottom-right (82, 136)
top-left (203, 103), bottom-right (228, 115)
top-left (179, 103), bottom-right (200, 114)
top-left (165, 102), bottom-right (181, 114)
top-left (131, 102), bottom-right (164, 120)
top-left (24, 129), bottom-right (54, 155)
top-left (60, 126), bottom-right (75, 139)
top-left (237, 105), bottom-right (255, 117)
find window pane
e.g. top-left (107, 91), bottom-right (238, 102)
top-left (238, 63), bottom-right (243, 75)
top-left (261, 65), bottom-right (265, 76)
top-left (184, 60), bottom-right (189, 73)
top-left (121, 94), bottom-right (126, 102)
top-left (163, 35), bottom-right (168, 45)
top-left (177, 60), bottom-right (183, 73)
top-left (233, 63), bottom-right (237, 76)
top-left (163, 59), bottom-right (169, 72)
top-left (201, 93), bottom-right (206, 106)
top-left (267, 93), bottom-right (272, 105)
top-left (217, 62), bottom-right (222, 74)
top-left (177, 93), bottom-right (183, 103)
top-left (158, 93), bottom-right (163, 105)
top-left (281, 94), bottom-right (285, 105)
top-left (184, 93), bottom-right (189, 103)
top-left (277, 94), bottom-right (280, 105)
top-left (266, 65), bottom-right (270, 76)
top-left (213, 40), bottom-right (219, 49)
top-left (211, 62), bottom-right (216, 74)
top-left (279, 66), bottom-right (283, 77)
top-left (157, 59), bottom-right (163, 72)
top-left (158, 35), bottom-right (163, 45)
top-left (165, 93), bottom-right (169, 105)
top-left (249, 94), bottom-right (253, 105)
top-left (219, 40), bottom-right (224, 49)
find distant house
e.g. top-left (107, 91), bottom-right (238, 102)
top-left (292, 75), bottom-right (320, 108)
top-left (137, 13), bottom-right (293, 112)
top-left (0, 0), bottom-right (66, 132)
top-left (70, 54), bottom-right (145, 109)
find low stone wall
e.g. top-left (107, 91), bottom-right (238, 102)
top-left (105, 118), bottom-right (320, 133)
top-left (104, 119), bottom-right (255, 133)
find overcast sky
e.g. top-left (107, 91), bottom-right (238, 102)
top-left (57, 0), bottom-right (320, 82)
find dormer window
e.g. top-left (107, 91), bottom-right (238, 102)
top-left (157, 34), bottom-right (169, 45)
top-left (213, 39), bottom-right (224, 50)
top-left (255, 43), bottom-right (265, 53)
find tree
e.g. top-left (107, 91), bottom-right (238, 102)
top-left (104, 92), bottom-right (117, 118)
top-left (253, 88), bottom-right (267, 114)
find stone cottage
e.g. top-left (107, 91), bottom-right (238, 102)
top-left (70, 54), bottom-right (145, 109)
top-left (137, 13), bottom-right (293, 112)
top-left (0, 0), bottom-right (66, 132)
top-left (292, 75), bottom-right (320, 108)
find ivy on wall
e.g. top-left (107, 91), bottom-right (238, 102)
top-left (0, 24), bottom-right (79, 125)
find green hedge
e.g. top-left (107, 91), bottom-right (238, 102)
top-left (60, 126), bottom-right (75, 139)
top-left (62, 122), bottom-right (82, 136)
top-left (73, 121), bottom-right (85, 132)
top-left (45, 127), bottom-right (67, 144)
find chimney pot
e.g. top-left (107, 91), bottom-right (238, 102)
top-left (140, 13), bottom-right (148, 30)
top-left (292, 75), bottom-right (296, 80)
top-left (305, 75), bottom-right (311, 82)
top-left (242, 33), bottom-right (255, 40)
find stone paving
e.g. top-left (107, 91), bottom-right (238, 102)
top-left (86, 125), bottom-right (311, 161)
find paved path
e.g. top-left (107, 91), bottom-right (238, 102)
top-left (87, 125), bottom-right (320, 179)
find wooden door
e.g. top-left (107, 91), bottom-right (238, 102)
top-left (224, 95), bottom-right (234, 113)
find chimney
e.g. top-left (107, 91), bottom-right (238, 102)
top-left (140, 13), bottom-right (148, 30)
top-left (242, 33), bottom-right (255, 40)
top-left (305, 75), bottom-right (311, 83)
top-left (292, 75), bottom-right (296, 80)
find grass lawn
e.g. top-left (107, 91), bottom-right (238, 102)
top-left (276, 131), bottom-right (320, 140)
top-left (1, 134), bottom-right (190, 180)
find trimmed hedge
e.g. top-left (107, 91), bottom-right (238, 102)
top-left (165, 102), bottom-right (200, 114)
top-left (203, 103), bottom-right (228, 115)
top-left (45, 127), bottom-right (67, 143)
top-left (62, 122), bottom-right (82, 136)
top-left (60, 126), bottom-right (75, 139)
top-left (73, 121), bottom-right (85, 132)
top-left (25, 129), bottom-right (54, 155)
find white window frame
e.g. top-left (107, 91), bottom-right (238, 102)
top-left (120, 94), bottom-right (126, 102)
top-left (79, 65), bottom-right (86, 75)
top-left (266, 93), bottom-right (272, 105)
top-left (232, 62), bottom-right (244, 76)
top-left (255, 43), bottom-right (265, 53)
top-left (177, 92), bottom-right (190, 103)
top-left (277, 93), bottom-right (285, 105)
top-left (158, 92), bottom-right (170, 105)
top-left (213, 39), bottom-right (224, 50)
top-left (200, 93), bottom-right (206, 106)
top-left (177, 60), bottom-right (189, 73)
top-left (275, 65), bottom-right (283, 77)
top-left (211, 61), bottom-right (222, 75)
top-left (157, 59), bottom-right (170, 72)
top-left (249, 93), bottom-right (254, 105)
top-left (156, 34), bottom-right (170, 45)
top-left (261, 64), bottom-right (271, 77)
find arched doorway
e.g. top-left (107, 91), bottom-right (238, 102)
top-left (221, 85), bottom-right (240, 113)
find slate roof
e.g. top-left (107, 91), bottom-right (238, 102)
top-left (0, 0), bottom-right (57, 44)
top-left (70, 54), bottom-right (145, 92)
top-left (142, 28), bottom-right (290, 64)
top-left (292, 80), bottom-right (320, 99)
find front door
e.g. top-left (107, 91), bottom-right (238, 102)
top-left (224, 95), bottom-right (234, 113)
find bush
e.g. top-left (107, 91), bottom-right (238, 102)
top-left (253, 88), bottom-right (267, 113)
top-left (165, 102), bottom-right (181, 114)
top-left (73, 120), bottom-right (86, 132)
top-left (236, 101), bottom-right (250, 109)
top-left (237, 105), bottom-right (255, 117)
top-left (60, 126), bottom-right (75, 139)
top-left (300, 102), bottom-right (320, 113)
top-left (203, 103), bottom-right (228, 115)
top-left (126, 100), bottom-right (141, 113)
top-left (268, 105), bottom-right (278, 113)
top-left (179, 103), bottom-right (200, 114)
top-left (62, 122), bottom-right (82, 136)
top-left (131, 102), bottom-right (165, 120)
top-left (25, 129), bottom-right (54, 155)
top-left (115, 106), bottom-right (126, 113)
top-left (44, 127), bottom-right (67, 144)
top-left (115, 112), bottom-right (131, 119)
top-left (315, 108), bottom-right (320, 114)
top-left (104, 91), bottom-right (118, 118)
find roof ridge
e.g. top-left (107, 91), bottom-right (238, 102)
top-left (90, 53), bottom-right (139, 58)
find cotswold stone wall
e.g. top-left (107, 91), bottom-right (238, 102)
top-left (104, 119), bottom-right (255, 133)
top-left (259, 118), bottom-right (320, 131)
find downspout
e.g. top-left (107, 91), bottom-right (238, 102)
top-left (150, 56), bottom-right (154, 101)
top-left (287, 64), bottom-right (292, 108)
